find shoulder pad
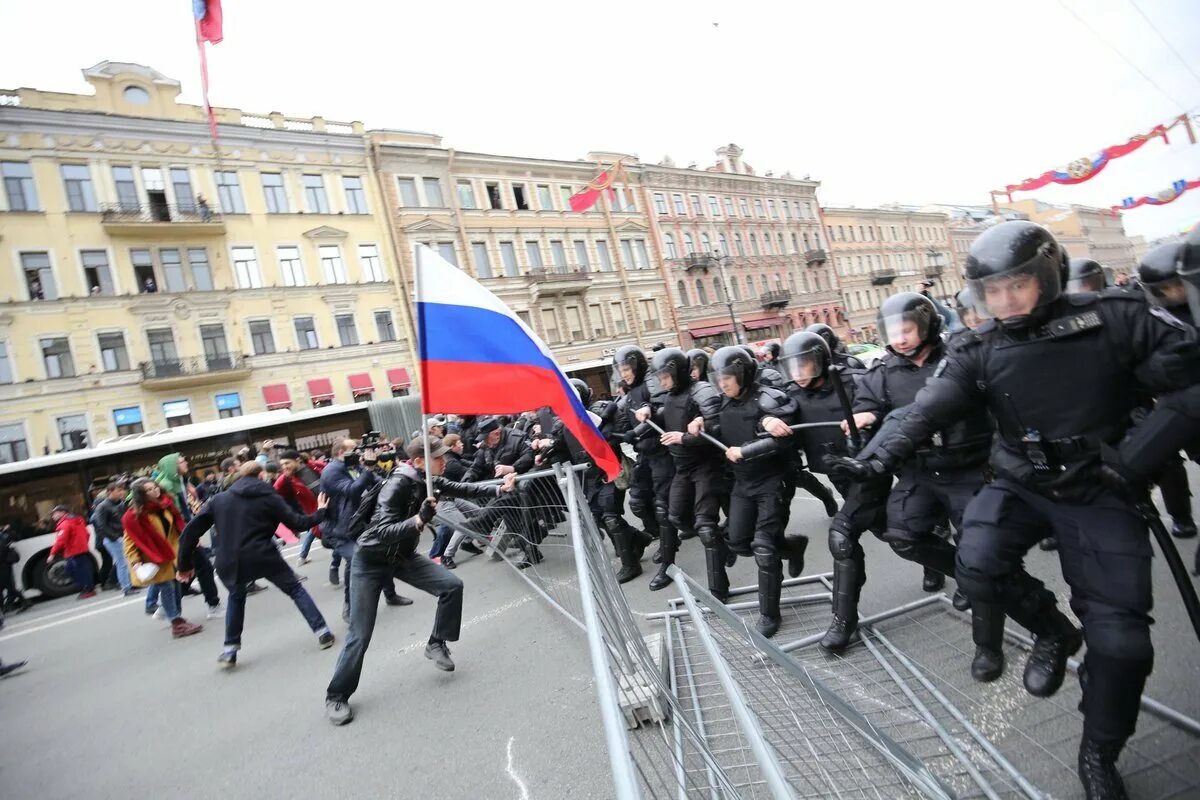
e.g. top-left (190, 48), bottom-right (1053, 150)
top-left (1097, 288), bottom-right (1145, 303)
top-left (1147, 304), bottom-right (1192, 332)
top-left (947, 328), bottom-right (983, 351)
top-left (865, 358), bottom-right (887, 373)
top-left (756, 386), bottom-right (791, 412)
top-left (1066, 291), bottom-right (1101, 307)
top-left (691, 381), bottom-right (721, 402)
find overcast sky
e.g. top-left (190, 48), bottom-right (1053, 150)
top-left (3, 0), bottom-right (1199, 241)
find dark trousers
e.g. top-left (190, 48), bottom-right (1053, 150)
top-left (95, 536), bottom-right (114, 587)
top-left (1156, 453), bottom-right (1193, 524)
top-left (726, 476), bottom-right (787, 557)
top-left (221, 554), bottom-right (327, 648)
top-left (959, 478), bottom-right (1154, 744)
top-left (189, 546), bottom-right (220, 607)
top-left (883, 466), bottom-right (984, 576)
top-left (628, 450), bottom-right (674, 535)
top-left (326, 546), bottom-right (464, 702)
top-left (63, 554), bottom-right (94, 592)
top-left (666, 461), bottom-right (722, 536)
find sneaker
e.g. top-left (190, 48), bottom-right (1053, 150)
top-left (77, 590), bottom-right (97, 600)
top-left (0, 660), bottom-right (28, 678)
top-left (329, 567), bottom-right (340, 586)
top-left (217, 650), bottom-right (237, 669)
top-left (245, 581), bottom-right (267, 594)
top-left (145, 604), bottom-right (159, 616)
top-left (297, 556), bottom-right (311, 566)
top-left (317, 630), bottom-right (335, 649)
top-left (171, 618), bottom-right (203, 639)
top-left (460, 541), bottom-right (484, 556)
top-left (424, 640), bottom-right (455, 671)
top-left (153, 607), bottom-right (166, 620)
top-left (206, 603), bottom-right (223, 620)
top-left (384, 593), bottom-right (413, 607)
top-left (123, 587), bottom-right (141, 596)
top-left (442, 556), bottom-right (457, 570)
top-left (326, 699), bottom-right (354, 726)
top-left (430, 556), bottom-right (442, 565)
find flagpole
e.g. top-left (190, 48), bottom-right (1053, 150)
top-left (413, 245), bottom-right (435, 498)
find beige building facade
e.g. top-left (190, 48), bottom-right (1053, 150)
top-left (1001, 199), bottom-right (1138, 276)
top-left (642, 144), bottom-right (846, 349)
top-left (0, 62), bottom-right (412, 459)
top-left (823, 206), bottom-right (962, 340)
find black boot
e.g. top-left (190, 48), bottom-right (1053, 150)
top-left (820, 554), bottom-right (863, 652)
top-left (922, 567), bottom-right (945, 592)
top-left (970, 602), bottom-right (1005, 682)
top-left (648, 563), bottom-right (672, 591)
top-left (700, 528), bottom-right (730, 603)
top-left (1172, 520), bottom-right (1197, 539)
top-left (607, 520), bottom-right (642, 584)
top-left (1077, 737), bottom-right (1128, 800)
top-left (784, 534), bottom-right (808, 579)
top-left (1024, 608), bottom-right (1083, 698)
top-left (649, 520), bottom-right (676, 591)
top-left (628, 522), bottom-right (652, 560)
top-left (952, 590), bottom-right (972, 611)
top-left (754, 549), bottom-right (783, 638)
top-left (1038, 536), bottom-right (1058, 551)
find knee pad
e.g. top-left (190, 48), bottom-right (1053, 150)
top-left (655, 503), bottom-right (671, 527)
top-left (753, 545), bottom-right (781, 572)
top-left (628, 494), bottom-right (651, 519)
top-left (1082, 616), bottom-right (1154, 662)
top-left (827, 523), bottom-right (858, 560)
top-left (954, 562), bottom-right (1005, 604)
top-left (601, 516), bottom-right (625, 539)
top-left (697, 525), bottom-right (720, 548)
top-left (888, 540), bottom-right (917, 559)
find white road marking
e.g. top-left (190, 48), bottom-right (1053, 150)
top-left (506, 736), bottom-right (531, 800)
top-left (395, 595), bottom-right (534, 656)
top-left (0, 597), bottom-right (142, 641)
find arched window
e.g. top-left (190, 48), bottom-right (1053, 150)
top-left (664, 234), bottom-right (677, 259)
top-left (695, 278), bottom-right (709, 305)
top-left (676, 280), bottom-right (689, 306)
top-left (713, 278), bottom-right (725, 302)
top-left (734, 234), bottom-right (745, 256)
top-left (802, 232), bottom-right (810, 250)
top-left (760, 275), bottom-right (771, 294)
top-left (730, 276), bottom-right (741, 300)
top-left (774, 274), bottom-right (784, 290)
top-left (746, 276), bottom-right (758, 297)
top-left (684, 233), bottom-right (695, 254)
top-left (750, 234), bottom-right (760, 256)
top-left (763, 235), bottom-right (773, 255)
top-left (701, 233), bottom-right (712, 252)
top-left (718, 234), bottom-right (728, 254)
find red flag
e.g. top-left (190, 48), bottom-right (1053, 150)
top-left (195, 0), bottom-right (223, 44)
top-left (568, 168), bottom-right (617, 213)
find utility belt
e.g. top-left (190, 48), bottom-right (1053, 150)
top-left (913, 447), bottom-right (989, 473)
top-left (1003, 433), bottom-right (1102, 477)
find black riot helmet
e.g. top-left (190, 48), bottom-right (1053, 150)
top-left (805, 322), bottom-right (841, 354)
top-left (710, 345), bottom-right (757, 393)
top-left (877, 292), bottom-right (942, 358)
top-left (760, 342), bottom-right (781, 362)
top-left (964, 220), bottom-right (1066, 330)
top-left (954, 286), bottom-right (982, 330)
top-left (780, 331), bottom-right (831, 388)
top-left (1137, 242), bottom-right (1187, 309)
top-left (650, 347), bottom-right (691, 393)
top-left (569, 378), bottom-right (592, 406)
top-left (1064, 257), bottom-right (1109, 294)
top-left (613, 345), bottom-right (648, 386)
top-left (686, 348), bottom-right (710, 381)
top-left (1179, 221), bottom-right (1200, 321)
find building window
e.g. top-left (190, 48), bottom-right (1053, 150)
top-left (456, 181), bottom-right (476, 209)
top-left (0, 342), bottom-right (13, 383)
top-left (525, 241), bottom-right (544, 270)
top-left (146, 329), bottom-right (179, 373)
top-left (163, 399), bottom-right (192, 428)
top-left (319, 245), bottom-right (347, 284)
top-left (654, 193), bottom-right (668, 214)
top-left (763, 235), bottom-right (773, 255)
top-left (61, 164), bottom-right (96, 211)
top-left (80, 250), bottom-right (115, 295)
top-left (565, 306), bottom-right (584, 340)
top-left (436, 242), bottom-right (458, 267)
top-left (277, 246), bottom-right (305, 287)
top-left (374, 310), bottom-right (397, 342)
top-left (734, 234), bottom-right (745, 256)
top-left (730, 276), bottom-right (741, 301)
top-left (791, 233), bottom-right (799, 253)
top-left (248, 320), bottom-right (275, 355)
top-left (676, 280), bottom-right (689, 306)
top-left (422, 177), bottom-right (444, 207)
top-left (170, 167), bottom-right (194, 210)
top-left (131, 249), bottom-right (156, 292)
top-left (589, 303), bottom-right (605, 337)
top-left (537, 184), bottom-right (554, 210)
top-left (295, 317), bottom-right (319, 350)
top-left (214, 392), bottom-right (242, 419)
top-left (141, 168), bottom-right (167, 221)
top-left (550, 240), bottom-right (567, 271)
top-left (200, 324), bottom-right (231, 369)
top-left (560, 185), bottom-right (573, 209)
top-left (620, 240), bottom-right (635, 269)
top-left (485, 182), bottom-right (502, 209)
top-left (672, 194), bottom-right (686, 215)
top-left (750, 234), bottom-right (760, 256)
top-left (540, 309), bottom-right (560, 342)
top-left (664, 234), bottom-right (677, 259)
top-left (41, 337), bottom-right (75, 378)
top-left (701, 233), bottom-right (712, 253)
top-left (689, 195), bottom-right (703, 216)
top-left (768, 199), bottom-right (778, 218)
top-left (2, 161), bottom-right (38, 211)
top-left (754, 199), bottom-right (765, 217)
top-left (638, 299), bottom-right (660, 329)
top-left (684, 233), bottom-right (695, 253)
top-left (261, 173), bottom-right (288, 213)
top-left (215, 170), bottom-right (245, 213)
top-left (739, 198), bottom-right (750, 216)
top-left (112, 407), bottom-right (143, 436)
top-left (718, 233), bottom-right (729, 254)
top-left (112, 165), bottom-right (138, 210)
top-left (189, 248), bottom-right (213, 291)
top-left (336, 313), bottom-right (359, 346)
top-left (597, 240), bottom-right (613, 272)
top-left (610, 301), bottom-right (627, 335)
top-left (634, 239), bottom-right (650, 269)
top-left (302, 174), bottom-right (329, 213)
top-left (343, 175), bottom-right (368, 214)
top-left (760, 275), bottom-right (771, 295)
top-left (0, 423), bottom-right (30, 464)
top-left (397, 177), bottom-right (419, 206)
top-left (160, 248), bottom-right (186, 292)
top-left (695, 278), bottom-right (709, 305)
top-left (780, 201), bottom-right (789, 220)
top-left (499, 241), bottom-right (518, 277)
top-left (512, 183), bottom-right (530, 210)
top-left (231, 246), bottom-right (262, 288)
top-left (573, 240), bottom-right (590, 271)
top-left (723, 197), bottom-right (734, 216)
top-left (713, 278), bottom-right (725, 302)
top-left (359, 243), bottom-right (385, 282)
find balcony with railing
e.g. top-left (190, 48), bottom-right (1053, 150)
top-left (682, 253), bottom-right (717, 271)
top-left (760, 289), bottom-right (791, 309)
top-left (870, 269), bottom-right (898, 286)
top-left (924, 263), bottom-right (944, 278)
top-left (139, 353), bottom-right (250, 389)
top-left (526, 267), bottom-right (593, 299)
top-left (804, 248), bottom-right (827, 266)
top-left (100, 203), bottom-right (225, 237)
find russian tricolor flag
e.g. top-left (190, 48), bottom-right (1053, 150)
top-left (415, 245), bottom-right (620, 480)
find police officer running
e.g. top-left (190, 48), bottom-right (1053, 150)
top-left (615, 346), bottom-right (675, 565)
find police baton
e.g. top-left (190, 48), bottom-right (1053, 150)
top-left (755, 421), bottom-right (845, 438)
top-left (829, 364), bottom-right (862, 455)
top-left (644, 418), bottom-right (729, 453)
top-left (1138, 500), bottom-right (1200, 644)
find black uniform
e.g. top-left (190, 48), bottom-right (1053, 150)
top-left (620, 378), bottom-right (675, 546)
top-left (867, 293), bottom-right (1199, 758)
top-left (463, 423), bottom-right (541, 567)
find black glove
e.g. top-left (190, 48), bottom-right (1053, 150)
top-left (418, 498), bottom-right (437, 525)
top-left (824, 455), bottom-right (888, 481)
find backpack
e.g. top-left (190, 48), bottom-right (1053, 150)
top-left (341, 480), bottom-right (385, 545)
top-left (296, 464), bottom-right (322, 494)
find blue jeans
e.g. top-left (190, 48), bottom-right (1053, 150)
top-left (221, 554), bottom-right (327, 648)
top-left (64, 554), bottom-right (94, 592)
top-left (101, 538), bottom-right (131, 591)
top-left (429, 524), bottom-right (453, 559)
top-left (145, 580), bottom-right (182, 619)
top-left (299, 530), bottom-right (316, 560)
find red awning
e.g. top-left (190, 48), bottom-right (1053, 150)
top-left (306, 378), bottom-right (335, 403)
top-left (262, 383), bottom-right (292, 410)
top-left (348, 372), bottom-right (375, 397)
top-left (687, 322), bottom-right (734, 338)
top-left (386, 367), bottom-right (411, 390)
top-left (743, 318), bottom-right (782, 331)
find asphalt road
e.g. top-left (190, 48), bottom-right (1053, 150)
top-left (1, 465), bottom-right (1197, 800)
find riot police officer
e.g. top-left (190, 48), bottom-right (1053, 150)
top-left (807, 322), bottom-right (866, 369)
top-left (955, 287), bottom-right (983, 331)
top-left (766, 331), bottom-right (889, 650)
top-left (614, 346), bottom-right (674, 558)
top-left (687, 348), bottom-right (711, 383)
top-left (698, 346), bottom-right (802, 635)
top-left (742, 345), bottom-right (785, 388)
top-left (759, 341), bottom-right (781, 365)
top-left (831, 221), bottom-right (1200, 799)
top-left (1065, 257), bottom-right (1111, 295)
top-left (636, 348), bottom-right (724, 593)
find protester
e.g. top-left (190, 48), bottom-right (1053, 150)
top-left (121, 478), bottom-right (203, 639)
top-left (178, 462), bottom-right (334, 668)
top-left (48, 505), bottom-right (95, 599)
top-left (0, 524), bottom-right (30, 612)
top-left (155, 453), bottom-right (222, 617)
top-left (277, 450), bottom-right (322, 565)
top-left (90, 481), bottom-right (138, 596)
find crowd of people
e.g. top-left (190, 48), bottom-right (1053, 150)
top-left (7, 220), bottom-right (1199, 800)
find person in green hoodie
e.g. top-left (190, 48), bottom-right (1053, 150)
top-left (153, 453), bottom-right (223, 618)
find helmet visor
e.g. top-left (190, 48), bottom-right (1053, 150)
top-left (880, 313), bottom-right (932, 356)
top-left (1065, 273), bottom-right (1106, 294)
top-left (779, 350), bottom-right (825, 387)
top-left (1140, 276), bottom-right (1188, 309)
top-left (966, 260), bottom-right (1062, 323)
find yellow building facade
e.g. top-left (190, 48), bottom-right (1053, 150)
top-left (0, 63), bottom-right (413, 458)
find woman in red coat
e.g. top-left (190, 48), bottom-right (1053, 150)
top-left (48, 505), bottom-right (95, 599)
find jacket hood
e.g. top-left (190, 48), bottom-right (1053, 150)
top-left (230, 476), bottom-right (275, 497)
top-left (156, 453), bottom-right (185, 495)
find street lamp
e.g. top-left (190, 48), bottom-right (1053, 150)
top-left (712, 251), bottom-right (745, 345)
top-left (926, 248), bottom-right (949, 302)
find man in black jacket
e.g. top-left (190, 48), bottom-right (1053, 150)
top-left (325, 437), bottom-right (516, 726)
top-left (177, 462), bottom-right (333, 669)
top-left (90, 481), bottom-right (137, 596)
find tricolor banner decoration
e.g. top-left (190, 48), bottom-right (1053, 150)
top-left (192, 0), bottom-right (223, 142)
top-left (568, 162), bottom-right (623, 213)
top-left (414, 245), bottom-right (620, 480)
top-left (1114, 178), bottom-right (1200, 212)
